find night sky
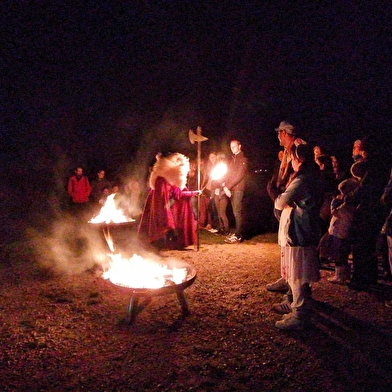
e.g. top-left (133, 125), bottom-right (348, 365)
top-left (2, 1), bottom-right (391, 179)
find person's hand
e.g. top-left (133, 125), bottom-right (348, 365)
top-left (223, 186), bottom-right (231, 198)
top-left (194, 190), bottom-right (202, 196)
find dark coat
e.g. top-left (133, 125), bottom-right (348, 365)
top-left (224, 151), bottom-right (248, 191)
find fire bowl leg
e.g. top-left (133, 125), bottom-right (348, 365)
top-left (127, 296), bottom-right (139, 324)
top-left (177, 291), bottom-right (190, 316)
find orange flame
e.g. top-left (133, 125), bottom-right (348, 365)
top-left (89, 194), bottom-right (135, 224)
top-left (210, 162), bottom-right (227, 181)
top-left (103, 253), bottom-right (187, 289)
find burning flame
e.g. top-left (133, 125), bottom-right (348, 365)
top-left (103, 253), bottom-right (187, 289)
top-left (210, 162), bottom-right (227, 181)
top-left (94, 198), bottom-right (187, 290)
top-left (89, 194), bottom-right (135, 224)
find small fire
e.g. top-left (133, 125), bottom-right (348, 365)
top-left (210, 162), bottom-right (227, 181)
top-left (93, 195), bottom-right (188, 290)
top-left (89, 194), bottom-right (135, 224)
top-left (103, 253), bottom-right (187, 289)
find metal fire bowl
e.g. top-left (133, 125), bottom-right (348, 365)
top-left (110, 263), bottom-right (197, 297)
top-left (109, 262), bottom-right (196, 323)
top-left (88, 221), bottom-right (136, 229)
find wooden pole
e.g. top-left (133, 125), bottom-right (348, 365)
top-left (188, 126), bottom-right (208, 251)
top-left (196, 126), bottom-right (202, 251)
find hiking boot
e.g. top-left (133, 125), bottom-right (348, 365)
top-left (266, 278), bottom-right (289, 293)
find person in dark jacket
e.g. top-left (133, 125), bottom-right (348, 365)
top-left (381, 167), bottom-right (392, 306)
top-left (90, 169), bottom-right (112, 215)
top-left (222, 139), bottom-right (248, 243)
top-left (347, 159), bottom-right (387, 291)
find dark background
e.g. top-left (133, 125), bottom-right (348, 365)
top-left (1, 1), bottom-right (391, 239)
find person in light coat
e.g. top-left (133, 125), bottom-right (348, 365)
top-left (274, 142), bottom-right (323, 330)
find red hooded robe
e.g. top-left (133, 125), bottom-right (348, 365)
top-left (138, 154), bottom-right (197, 249)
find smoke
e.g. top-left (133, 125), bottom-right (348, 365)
top-left (28, 215), bottom-right (110, 275)
top-left (28, 210), bottom-right (166, 277)
top-left (25, 103), bottom-right (206, 275)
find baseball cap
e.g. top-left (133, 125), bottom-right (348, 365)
top-left (275, 121), bottom-right (296, 135)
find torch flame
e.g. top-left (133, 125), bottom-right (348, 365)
top-left (210, 162), bottom-right (228, 181)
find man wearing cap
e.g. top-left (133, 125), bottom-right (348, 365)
top-left (267, 121), bottom-right (303, 203)
top-left (266, 121), bottom-right (308, 303)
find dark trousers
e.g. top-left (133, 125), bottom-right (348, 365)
top-left (231, 190), bottom-right (244, 236)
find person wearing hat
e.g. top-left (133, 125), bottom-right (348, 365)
top-left (266, 121), bottom-right (306, 295)
top-left (274, 142), bottom-right (323, 330)
top-left (267, 121), bottom-right (306, 203)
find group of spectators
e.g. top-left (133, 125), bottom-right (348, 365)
top-left (266, 121), bottom-right (391, 330)
top-left (67, 167), bottom-right (143, 221)
top-left (190, 141), bottom-right (248, 244)
top-left (136, 139), bottom-right (248, 250)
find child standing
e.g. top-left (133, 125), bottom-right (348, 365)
top-left (318, 178), bottom-right (359, 284)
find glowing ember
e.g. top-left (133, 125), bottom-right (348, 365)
top-left (89, 194), bottom-right (135, 224)
top-left (103, 253), bottom-right (188, 289)
top-left (210, 162), bottom-right (227, 181)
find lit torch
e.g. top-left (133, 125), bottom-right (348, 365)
top-left (210, 162), bottom-right (228, 182)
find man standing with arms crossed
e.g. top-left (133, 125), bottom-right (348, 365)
top-left (266, 121), bottom-right (308, 312)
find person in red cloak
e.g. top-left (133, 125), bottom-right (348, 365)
top-left (138, 152), bottom-right (201, 250)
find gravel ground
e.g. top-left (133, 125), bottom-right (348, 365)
top-left (1, 229), bottom-right (392, 392)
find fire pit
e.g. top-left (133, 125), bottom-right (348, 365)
top-left (103, 255), bottom-right (196, 323)
top-left (88, 192), bottom-right (137, 252)
top-left (89, 192), bottom-right (196, 323)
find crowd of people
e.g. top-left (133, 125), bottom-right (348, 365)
top-left (265, 121), bottom-right (391, 330)
top-left (136, 139), bottom-right (248, 249)
top-left (66, 167), bottom-right (144, 222)
top-left (66, 122), bottom-right (392, 329)
top-left (65, 137), bottom-right (249, 251)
